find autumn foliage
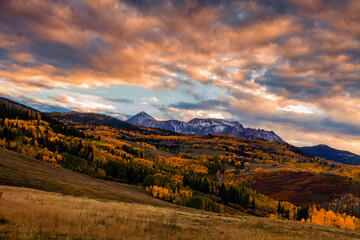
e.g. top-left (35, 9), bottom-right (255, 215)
top-left (2, 97), bottom-right (360, 231)
top-left (307, 206), bottom-right (358, 230)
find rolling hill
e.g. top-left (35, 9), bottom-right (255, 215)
top-left (300, 144), bottom-right (360, 165)
top-left (50, 111), bottom-right (177, 136)
top-left (0, 148), bottom-right (172, 206)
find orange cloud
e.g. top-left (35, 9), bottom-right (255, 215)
top-left (0, 0), bottom-right (359, 149)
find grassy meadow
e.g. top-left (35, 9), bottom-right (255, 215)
top-left (1, 186), bottom-right (360, 240)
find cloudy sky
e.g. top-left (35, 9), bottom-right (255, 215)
top-left (0, 0), bottom-right (359, 153)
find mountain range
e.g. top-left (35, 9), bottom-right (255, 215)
top-left (300, 144), bottom-right (360, 165)
top-left (127, 111), bottom-right (284, 142)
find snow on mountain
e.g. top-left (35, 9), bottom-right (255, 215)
top-left (126, 111), bottom-right (156, 126)
top-left (127, 112), bottom-right (284, 142)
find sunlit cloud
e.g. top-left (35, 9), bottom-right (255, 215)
top-left (208, 112), bottom-right (225, 119)
top-left (160, 107), bottom-right (230, 122)
top-left (278, 105), bottom-right (317, 114)
top-left (48, 93), bottom-right (115, 113)
top-left (0, 0), bottom-right (359, 153)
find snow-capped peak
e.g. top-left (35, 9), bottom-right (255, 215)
top-left (126, 112), bottom-right (284, 142)
top-left (127, 111), bottom-right (156, 126)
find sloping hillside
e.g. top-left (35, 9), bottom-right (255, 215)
top-left (250, 172), bottom-right (359, 206)
top-left (0, 148), bottom-right (172, 207)
top-left (50, 111), bottom-right (177, 136)
top-left (300, 145), bottom-right (360, 165)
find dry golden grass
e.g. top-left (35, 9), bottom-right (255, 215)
top-left (248, 163), bottom-right (299, 172)
top-left (1, 186), bottom-right (360, 240)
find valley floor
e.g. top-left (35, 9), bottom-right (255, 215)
top-left (1, 186), bottom-right (360, 240)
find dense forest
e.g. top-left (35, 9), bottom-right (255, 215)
top-left (1, 97), bottom-right (360, 230)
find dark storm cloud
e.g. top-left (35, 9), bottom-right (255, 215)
top-left (258, 71), bottom-right (334, 100)
top-left (0, 0), bottom-right (107, 70)
top-left (0, 47), bottom-right (9, 60)
top-left (169, 99), bottom-right (230, 110)
top-left (29, 40), bottom-right (90, 69)
top-left (104, 97), bottom-right (134, 104)
top-left (226, 106), bottom-right (360, 137)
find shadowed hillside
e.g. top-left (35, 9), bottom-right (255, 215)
top-left (50, 111), bottom-right (178, 136)
top-left (300, 145), bottom-right (360, 165)
top-left (0, 148), bottom-right (173, 206)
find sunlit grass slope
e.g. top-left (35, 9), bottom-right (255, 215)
top-left (1, 186), bottom-right (360, 240)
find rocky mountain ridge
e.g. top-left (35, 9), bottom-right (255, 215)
top-left (127, 111), bottom-right (284, 142)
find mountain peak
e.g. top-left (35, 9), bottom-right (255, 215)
top-left (187, 118), bottom-right (244, 129)
top-left (300, 144), bottom-right (360, 165)
top-left (317, 144), bottom-right (330, 148)
top-left (126, 114), bottom-right (283, 142)
top-left (138, 111), bottom-right (152, 117)
top-left (127, 111), bottom-right (156, 126)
